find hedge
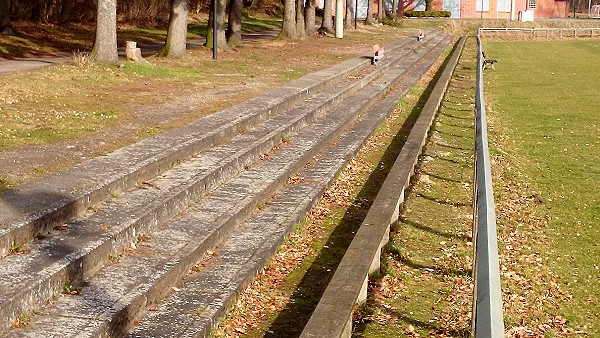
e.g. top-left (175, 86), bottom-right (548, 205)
top-left (404, 10), bottom-right (451, 17)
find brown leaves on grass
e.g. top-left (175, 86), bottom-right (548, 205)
top-left (322, 158), bottom-right (373, 208)
top-left (491, 133), bottom-right (579, 336)
top-left (212, 89), bottom-right (403, 337)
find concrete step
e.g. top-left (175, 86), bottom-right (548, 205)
top-left (127, 35), bottom-right (451, 338)
top-left (0, 33), bottom-right (445, 333)
top-left (0, 36), bottom-right (420, 258)
top-left (0, 32), bottom-right (450, 337)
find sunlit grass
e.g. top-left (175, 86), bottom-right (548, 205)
top-left (485, 40), bottom-right (600, 334)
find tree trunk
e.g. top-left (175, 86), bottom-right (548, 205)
top-left (206, 0), bottom-right (229, 51)
top-left (60, 0), bottom-right (75, 23)
top-left (426, 0), bottom-right (432, 11)
top-left (345, 0), bottom-right (355, 29)
top-left (377, 0), bottom-right (384, 19)
top-left (280, 0), bottom-right (297, 38)
top-left (0, 0), bottom-right (14, 35)
top-left (304, 0), bottom-right (316, 36)
top-left (160, 0), bottom-right (189, 57)
top-left (31, 0), bottom-right (48, 22)
top-left (295, 0), bottom-right (305, 39)
top-left (321, 0), bottom-right (334, 33)
top-left (392, 0), bottom-right (398, 18)
top-left (365, 0), bottom-right (375, 23)
top-left (91, 0), bottom-right (118, 62)
top-left (227, 0), bottom-right (243, 47)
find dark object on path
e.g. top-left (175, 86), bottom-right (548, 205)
top-left (417, 29), bottom-right (424, 41)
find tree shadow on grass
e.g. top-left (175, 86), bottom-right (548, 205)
top-left (400, 217), bottom-right (472, 242)
top-left (418, 169), bottom-right (463, 184)
top-left (354, 304), bottom-right (471, 337)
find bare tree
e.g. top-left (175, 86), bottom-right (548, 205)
top-left (206, 0), bottom-right (229, 50)
top-left (0, 0), bottom-right (15, 35)
top-left (345, 0), bottom-right (355, 29)
top-left (60, 0), bottom-right (75, 23)
top-left (296, 0), bottom-right (306, 39)
top-left (227, 0), bottom-right (243, 47)
top-left (31, 0), bottom-right (49, 22)
top-left (377, 0), bottom-right (384, 19)
top-left (280, 0), bottom-right (297, 38)
top-left (366, 0), bottom-right (375, 24)
top-left (91, 0), bottom-right (118, 62)
top-left (304, 0), bottom-right (316, 36)
top-left (160, 0), bottom-right (189, 57)
top-left (321, 0), bottom-right (334, 34)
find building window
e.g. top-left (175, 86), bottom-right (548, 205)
top-left (497, 0), bottom-right (511, 11)
top-left (528, 0), bottom-right (537, 8)
top-left (476, 0), bottom-right (490, 11)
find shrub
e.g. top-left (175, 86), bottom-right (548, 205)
top-left (380, 17), bottom-right (404, 27)
top-left (403, 10), bottom-right (451, 18)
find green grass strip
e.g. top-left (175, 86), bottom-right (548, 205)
top-left (485, 39), bottom-right (600, 336)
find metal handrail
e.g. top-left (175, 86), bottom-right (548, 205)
top-left (472, 29), bottom-right (505, 337)
top-left (478, 27), bottom-right (600, 39)
top-left (479, 27), bottom-right (600, 32)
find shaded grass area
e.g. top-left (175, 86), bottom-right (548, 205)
top-left (353, 37), bottom-right (476, 338)
top-left (0, 24), bottom-right (405, 151)
top-left (485, 40), bottom-right (600, 335)
top-left (0, 16), bottom-right (282, 59)
top-left (187, 15), bottom-right (281, 37)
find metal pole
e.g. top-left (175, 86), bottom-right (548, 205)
top-left (481, 0), bottom-right (484, 18)
top-left (355, 0), bottom-right (358, 29)
top-left (335, 0), bottom-right (344, 38)
top-left (213, 0), bottom-right (217, 60)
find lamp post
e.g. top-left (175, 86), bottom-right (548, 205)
top-left (335, 0), bottom-right (344, 38)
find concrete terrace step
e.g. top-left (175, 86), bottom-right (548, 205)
top-left (0, 32), bottom-right (445, 333)
top-left (0, 35), bottom-right (419, 257)
top-left (0, 32), bottom-right (450, 337)
top-left (127, 35), bottom-right (451, 338)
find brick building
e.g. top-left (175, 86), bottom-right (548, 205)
top-left (356, 0), bottom-right (569, 18)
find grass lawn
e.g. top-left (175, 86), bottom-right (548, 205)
top-left (484, 39), bottom-right (600, 335)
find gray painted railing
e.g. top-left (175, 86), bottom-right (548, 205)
top-left (479, 27), bottom-right (600, 39)
top-left (472, 30), bottom-right (505, 337)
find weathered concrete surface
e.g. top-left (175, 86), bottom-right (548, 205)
top-left (0, 32), bottom-right (450, 338)
top-left (299, 36), bottom-right (465, 338)
top-left (0, 34), bottom-right (436, 334)
top-left (127, 36), bottom-right (451, 338)
top-left (0, 36), bottom-right (419, 259)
